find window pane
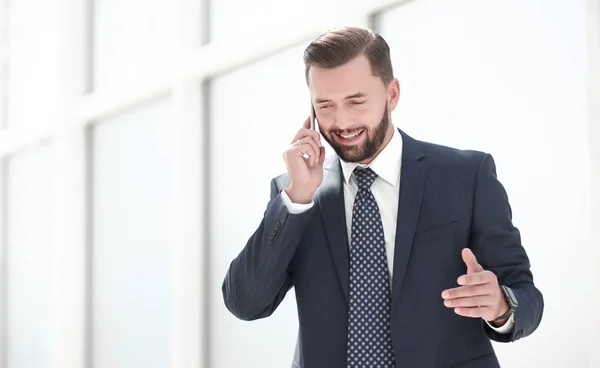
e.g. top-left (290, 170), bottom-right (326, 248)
top-left (92, 0), bottom-right (178, 90)
top-left (375, 1), bottom-right (447, 144)
top-left (6, 145), bottom-right (53, 368)
top-left (1, 5), bottom-right (6, 129)
top-left (209, 45), bottom-right (314, 367)
top-left (209, 0), bottom-right (341, 42)
top-left (1, 60), bottom-right (5, 128)
top-left (6, 0), bottom-right (60, 128)
top-left (376, 1), bottom-right (587, 150)
top-left (91, 99), bottom-right (175, 368)
top-left (377, 2), bottom-right (589, 367)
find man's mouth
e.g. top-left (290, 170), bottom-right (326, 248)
top-left (335, 129), bottom-right (365, 143)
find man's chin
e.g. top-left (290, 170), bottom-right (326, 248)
top-left (336, 148), bottom-right (368, 163)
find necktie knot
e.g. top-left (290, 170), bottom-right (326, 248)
top-left (354, 167), bottom-right (377, 191)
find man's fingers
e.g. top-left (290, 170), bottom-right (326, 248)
top-left (291, 128), bottom-right (322, 147)
top-left (300, 145), bottom-right (318, 166)
top-left (287, 143), bottom-right (318, 166)
top-left (443, 295), bottom-right (493, 308)
top-left (453, 306), bottom-right (491, 319)
top-left (462, 248), bottom-right (483, 274)
top-left (441, 284), bottom-right (490, 299)
top-left (294, 137), bottom-right (321, 162)
top-left (456, 270), bottom-right (495, 286)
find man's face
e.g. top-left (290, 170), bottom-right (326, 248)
top-left (308, 54), bottom-right (399, 163)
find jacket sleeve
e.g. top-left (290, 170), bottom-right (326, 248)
top-left (470, 153), bottom-right (544, 343)
top-left (222, 177), bottom-right (315, 321)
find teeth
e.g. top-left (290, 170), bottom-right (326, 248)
top-left (340, 130), bottom-right (362, 139)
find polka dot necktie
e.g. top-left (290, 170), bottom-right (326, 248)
top-left (347, 167), bottom-right (395, 367)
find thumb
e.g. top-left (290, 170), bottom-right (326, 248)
top-left (462, 248), bottom-right (483, 274)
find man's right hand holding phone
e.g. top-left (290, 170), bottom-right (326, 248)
top-left (283, 117), bottom-right (326, 204)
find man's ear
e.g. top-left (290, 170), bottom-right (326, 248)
top-left (387, 78), bottom-right (400, 111)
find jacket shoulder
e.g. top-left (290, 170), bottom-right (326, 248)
top-left (417, 139), bottom-right (488, 169)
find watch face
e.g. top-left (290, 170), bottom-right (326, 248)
top-left (503, 286), bottom-right (518, 308)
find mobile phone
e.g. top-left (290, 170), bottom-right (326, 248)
top-left (310, 104), bottom-right (316, 131)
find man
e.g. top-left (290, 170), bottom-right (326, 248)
top-left (222, 27), bottom-right (543, 368)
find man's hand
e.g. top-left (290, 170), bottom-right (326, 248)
top-left (441, 248), bottom-right (510, 326)
top-left (283, 117), bottom-right (326, 204)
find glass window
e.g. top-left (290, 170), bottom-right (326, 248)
top-left (6, 145), bottom-right (53, 368)
top-left (92, 0), bottom-right (178, 90)
top-left (0, 7), bottom-right (6, 128)
top-left (377, 2), bottom-right (589, 367)
top-left (209, 0), bottom-right (341, 42)
top-left (376, 0), bottom-right (587, 150)
top-left (208, 44), bottom-right (313, 367)
top-left (6, 0), bottom-right (60, 129)
top-left (375, 1), bottom-right (452, 145)
top-left (90, 99), bottom-right (175, 368)
top-left (0, 57), bottom-right (6, 128)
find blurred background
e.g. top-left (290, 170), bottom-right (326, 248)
top-left (0, 0), bottom-right (599, 367)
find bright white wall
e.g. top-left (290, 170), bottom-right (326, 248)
top-left (586, 0), bottom-right (600, 366)
top-left (209, 0), bottom-right (344, 42)
top-left (209, 44), bottom-right (308, 368)
top-left (212, 0), bottom-right (597, 367)
top-left (379, 0), bottom-right (591, 365)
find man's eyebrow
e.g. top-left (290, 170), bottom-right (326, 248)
top-left (345, 92), bottom-right (367, 99)
top-left (314, 92), bottom-right (367, 104)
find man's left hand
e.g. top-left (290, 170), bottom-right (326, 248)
top-left (441, 248), bottom-right (510, 326)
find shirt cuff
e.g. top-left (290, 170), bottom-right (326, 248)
top-left (485, 313), bottom-right (515, 334)
top-left (280, 189), bottom-right (315, 214)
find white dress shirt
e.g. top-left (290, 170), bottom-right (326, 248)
top-left (280, 126), bottom-right (514, 334)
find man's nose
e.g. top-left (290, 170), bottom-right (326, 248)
top-left (333, 108), bottom-right (353, 129)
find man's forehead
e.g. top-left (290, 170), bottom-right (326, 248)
top-left (308, 56), bottom-right (381, 97)
top-left (308, 55), bottom-right (373, 81)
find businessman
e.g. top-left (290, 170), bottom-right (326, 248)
top-left (222, 26), bottom-right (543, 368)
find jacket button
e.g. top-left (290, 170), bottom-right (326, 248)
top-left (516, 330), bottom-right (524, 339)
top-left (274, 221), bottom-right (281, 230)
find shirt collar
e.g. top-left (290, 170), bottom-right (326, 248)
top-left (340, 126), bottom-right (403, 188)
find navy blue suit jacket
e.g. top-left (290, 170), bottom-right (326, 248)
top-left (223, 129), bottom-right (543, 367)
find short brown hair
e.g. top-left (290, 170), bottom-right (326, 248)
top-left (303, 27), bottom-right (394, 86)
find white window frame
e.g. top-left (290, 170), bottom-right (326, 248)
top-left (0, 0), bottom-right (598, 367)
top-left (0, 1), bottom-right (417, 368)
top-left (586, 0), bottom-right (600, 366)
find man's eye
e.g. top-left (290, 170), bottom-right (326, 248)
top-left (351, 101), bottom-right (366, 105)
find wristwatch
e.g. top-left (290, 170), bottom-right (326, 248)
top-left (493, 285), bottom-right (518, 322)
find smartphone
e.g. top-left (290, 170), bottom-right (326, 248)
top-left (310, 104), bottom-right (317, 131)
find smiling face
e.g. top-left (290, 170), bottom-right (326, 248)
top-left (308, 54), bottom-right (400, 164)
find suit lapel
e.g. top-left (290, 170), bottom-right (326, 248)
top-left (391, 130), bottom-right (428, 307)
top-left (316, 158), bottom-right (349, 303)
top-left (315, 130), bottom-right (427, 306)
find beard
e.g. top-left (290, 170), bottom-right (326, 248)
top-left (321, 103), bottom-right (390, 163)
